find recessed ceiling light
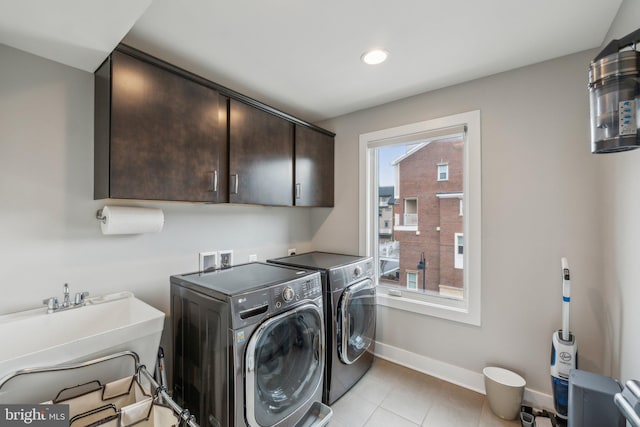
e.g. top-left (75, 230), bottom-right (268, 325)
top-left (361, 49), bottom-right (388, 65)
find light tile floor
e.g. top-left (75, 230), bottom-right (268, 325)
top-left (329, 358), bottom-right (520, 427)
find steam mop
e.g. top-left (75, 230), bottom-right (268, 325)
top-left (550, 257), bottom-right (578, 421)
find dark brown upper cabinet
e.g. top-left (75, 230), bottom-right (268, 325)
top-left (294, 126), bottom-right (334, 207)
top-left (94, 49), bottom-right (228, 202)
top-left (229, 100), bottom-right (294, 206)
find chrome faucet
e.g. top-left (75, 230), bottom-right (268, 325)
top-left (43, 284), bottom-right (89, 314)
top-left (62, 283), bottom-right (71, 308)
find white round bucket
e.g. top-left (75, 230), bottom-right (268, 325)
top-left (483, 366), bottom-right (526, 420)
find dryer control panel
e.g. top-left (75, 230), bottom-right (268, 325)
top-left (329, 257), bottom-right (374, 291)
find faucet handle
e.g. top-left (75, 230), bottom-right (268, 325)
top-left (74, 292), bottom-right (89, 306)
top-left (42, 297), bottom-right (59, 313)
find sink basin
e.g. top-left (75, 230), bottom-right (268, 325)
top-left (0, 292), bottom-right (165, 379)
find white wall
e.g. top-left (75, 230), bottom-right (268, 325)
top-left (314, 49), bottom-right (605, 395)
top-left (600, 0), bottom-right (640, 383)
top-left (0, 43), bottom-right (313, 318)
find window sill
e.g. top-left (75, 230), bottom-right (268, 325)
top-left (376, 289), bottom-right (481, 326)
top-left (394, 225), bottom-right (418, 232)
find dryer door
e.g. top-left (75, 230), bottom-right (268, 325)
top-left (245, 303), bottom-right (324, 427)
top-left (338, 278), bottom-right (376, 364)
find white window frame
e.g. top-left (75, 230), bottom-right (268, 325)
top-left (395, 197), bottom-right (418, 232)
top-left (406, 271), bottom-right (418, 290)
top-left (403, 198), bottom-right (418, 226)
top-left (359, 110), bottom-right (482, 326)
top-left (455, 233), bottom-right (464, 269)
top-left (437, 163), bottom-right (449, 181)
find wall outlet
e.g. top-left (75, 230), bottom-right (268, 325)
top-left (288, 248), bottom-right (296, 256)
top-left (220, 250), bottom-right (234, 268)
top-left (199, 251), bottom-right (218, 272)
top-left (248, 254), bottom-right (258, 262)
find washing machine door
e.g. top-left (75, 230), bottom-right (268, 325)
top-left (245, 303), bottom-right (324, 427)
top-left (338, 278), bottom-right (376, 364)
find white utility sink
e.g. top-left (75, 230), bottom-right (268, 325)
top-left (0, 292), bottom-right (165, 380)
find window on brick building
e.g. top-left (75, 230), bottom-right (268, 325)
top-left (437, 163), bottom-right (449, 181)
top-left (406, 272), bottom-right (418, 290)
top-left (455, 233), bottom-right (464, 269)
top-left (360, 110), bottom-right (481, 326)
top-left (404, 198), bottom-right (418, 226)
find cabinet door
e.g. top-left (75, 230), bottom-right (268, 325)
top-left (295, 126), bottom-right (334, 207)
top-left (229, 100), bottom-right (293, 206)
top-left (108, 51), bottom-right (227, 202)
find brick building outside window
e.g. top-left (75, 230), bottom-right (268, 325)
top-left (386, 137), bottom-right (464, 298)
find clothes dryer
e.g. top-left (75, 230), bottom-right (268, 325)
top-left (170, 262), bottom-right (325, 427)
top-left (268, 252), bottom-right (376, 404)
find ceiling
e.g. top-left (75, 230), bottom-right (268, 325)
top-left (0, 0), bottom-right (151, 72)
top-left (1, 1), bottom-right (624, 123)
top-left (122, 0), bottom-right (623, 122)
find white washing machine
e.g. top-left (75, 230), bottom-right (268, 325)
top-left (268, 252), bottom-right (376, 404)
top-left (170, 262), bottom-right (328, 427)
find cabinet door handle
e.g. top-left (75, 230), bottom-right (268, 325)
top-left (208, 171), bottom-right (218, 192)
top-left (296, 183), bottom-right (301, 199)
top-left (231, 174), bottom-right (239, 194)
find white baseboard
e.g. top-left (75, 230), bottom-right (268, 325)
top-left (374, 341), bottom-right (554, 411)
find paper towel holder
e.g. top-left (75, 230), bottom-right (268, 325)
top-left (96, 209), bottom-right (107, 224)
top-left (95, 206), bottom-right (165, 235)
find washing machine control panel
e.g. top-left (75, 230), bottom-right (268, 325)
top-left (230, 273), bottom-right (321, 326)
top-left (231, 290), bottom-right (271, 328)
top-left (272, 274), bottom-right (321, 311)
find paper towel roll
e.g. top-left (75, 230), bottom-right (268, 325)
top-left (99, 206), bottom-right (164, 235)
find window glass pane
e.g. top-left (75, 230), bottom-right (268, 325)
top-left (438, 164), bottom-right (448, 181)
top-left (403, 198), bottom-right (418, 226)
top-left (377, 137), bottom-right (464, 300)
top-left (363, 110), bottom-right (480, 325)
top-left (406, 272), bottom-right (417, 290)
